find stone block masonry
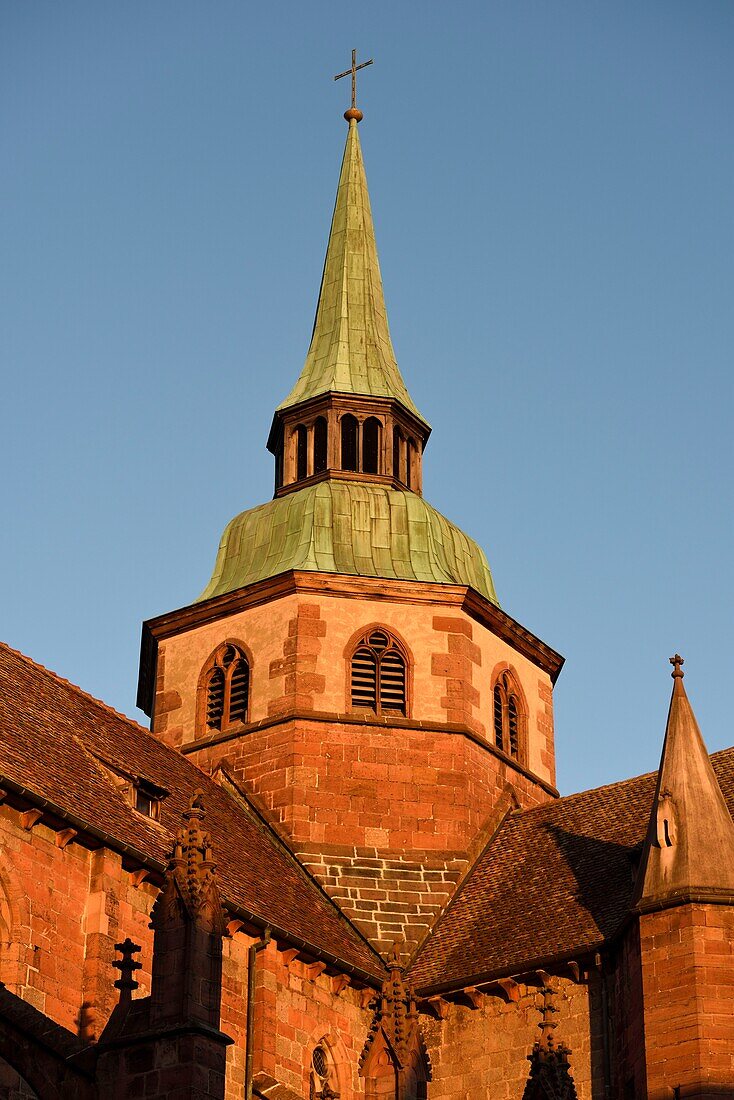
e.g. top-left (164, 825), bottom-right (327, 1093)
top-left (211, 717), bottom-right (551, 954)
top-left (639, 904), bottom-right (734, 1097)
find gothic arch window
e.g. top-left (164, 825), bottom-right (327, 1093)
top-left (362, 417), bottom-right (381, 474)
top-left (296, 424), bottom-right (309, 481)
top-left (492, 669), bottom-right (525, 761)
top-left (310, 1042), bottom-right (340, 1098)
top-left (350, 628), bottom-right (407, 716)
top-left (341, 414), bottom-right (359, 472)
top-left (314, 416), bottom-right (328, 474)
top-left (200, 643), bottom-right (250, 734)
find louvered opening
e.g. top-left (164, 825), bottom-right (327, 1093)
top-left (493, 685), bottom-right (504, 749)
top-left (296, 424), bottom-right (308, 481)
top-left (351, 647), bottom-right (377, 710)
top-left (206, 667), bottom-right (225, 730)
top-left (228, 659), bottom-right (249, 724)
top-left (341, 415), bottom-right (358, 472)
top-left (406, 438), bottom-right (415, 489)
top-left (508, 695), bottom-right (519, 757)
top-left (392, 426), bottom-right (403, 481)
top-left (314, 417), bottom-right (328, 473)
top-left (379, 649), bottom-right (406, 715)
top-left (368, 630), bottom-right (388, 650)
top-left (362, 417), bottom-right (380, 474)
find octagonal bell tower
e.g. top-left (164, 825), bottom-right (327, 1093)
top-left (138, 104), bottom-right (563, 958)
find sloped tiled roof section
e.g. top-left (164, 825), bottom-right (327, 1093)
top-left (0, 642), bottom-right (384, 981)
top-left (409, 748), bottom-right (734, 993)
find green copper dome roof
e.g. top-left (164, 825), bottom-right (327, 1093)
top-left (198, 481), bottom-right (498, 605)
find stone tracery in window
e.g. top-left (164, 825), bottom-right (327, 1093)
top-left (201, 643), bottom-right (250, 734)
top-left (492, 669), bottom-right (525, 762)
top-left (310, 1042), bottom-right (340, 1098)
top-left (350, 629), bottom-right (407, 717)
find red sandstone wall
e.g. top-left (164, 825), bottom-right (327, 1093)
top-left (248, 953), bottom-right (605, 1099)
top-left (158, 591), bottom-right (556, 955)
top-left (251, 941), bottom-right (371, 1097)
top-left (193, 716), bottom-right (549, 954)
top-left (0, 806), bottom-right (152, 1039)
top-left (0, 808), bottom-right (253, 1096)
top-left (0, 803), bottom-right (615, 1099)
top-left (610, 923), bottom-right (647, 1099)
top-left (422, 978), bottom-right (602, 1100)
top-left (153, 593), bottom-right (556, 789)
top-left (639, 904), bottom-right (734, 1099)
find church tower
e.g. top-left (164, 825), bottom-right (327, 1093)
top-left (138, 99), bottom-right (563, 958)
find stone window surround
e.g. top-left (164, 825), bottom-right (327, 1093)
top-left (196, 638), bottom-right (254, 740)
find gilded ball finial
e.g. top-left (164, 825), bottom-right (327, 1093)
top-left (344, 107), bottom-right (363, 123)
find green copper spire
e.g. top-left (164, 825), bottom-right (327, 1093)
top-left (277, 118), bottom-right (427, 426)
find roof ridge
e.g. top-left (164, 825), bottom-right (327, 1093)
top-left (517, 770), bottom-right (658, 817)
top-left (515, 743), bottom-right (734, 822)
top-left (513, 743), bottom-right (734, 820)
top-left (407, 796), bottom-right (517, 979)
top-left (0, 639), bottom-right (157, 742)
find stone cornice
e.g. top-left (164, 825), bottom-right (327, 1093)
top-left (137, 571), bottom-right (563, 714)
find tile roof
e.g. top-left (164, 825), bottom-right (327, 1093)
top-left (409, 748), bottom-right (734, 992)
top-left (0, 642), bottom-right (384, 981)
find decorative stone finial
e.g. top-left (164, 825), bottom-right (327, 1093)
top-left (522, 985), bottom-right (578, 1098)
top-left (359, 938), bottom-right (425, 1078)
top-left (112, 938), bottom-right (142, 1004)
top-left (185, 788), bottom-right (206, 818)
top-left (386, 941), bottom-right (405, 971)
top-left (537, 985), bottom-right (560, 1051)
top-left (150, 790), bottom-right (227, 936)
top-left (670, 653), bottom-right (684, 679)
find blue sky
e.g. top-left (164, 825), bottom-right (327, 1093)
top-left (2, 1), bottom-right (732, 795)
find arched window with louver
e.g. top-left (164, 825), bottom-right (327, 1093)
top-left (491, 669), bottom-right (524, 762)
top-left (350, 629), bottom-right (407, 716)
top-left (200, 643), bottom-right (251, 735)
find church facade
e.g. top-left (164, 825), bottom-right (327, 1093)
top-left (0, 100), bottom-right (733, 1100)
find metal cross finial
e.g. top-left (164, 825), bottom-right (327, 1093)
top-left (334, 49), bottom-right (373, 121)
top-left (670, 654), bottom-right (685, 679)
